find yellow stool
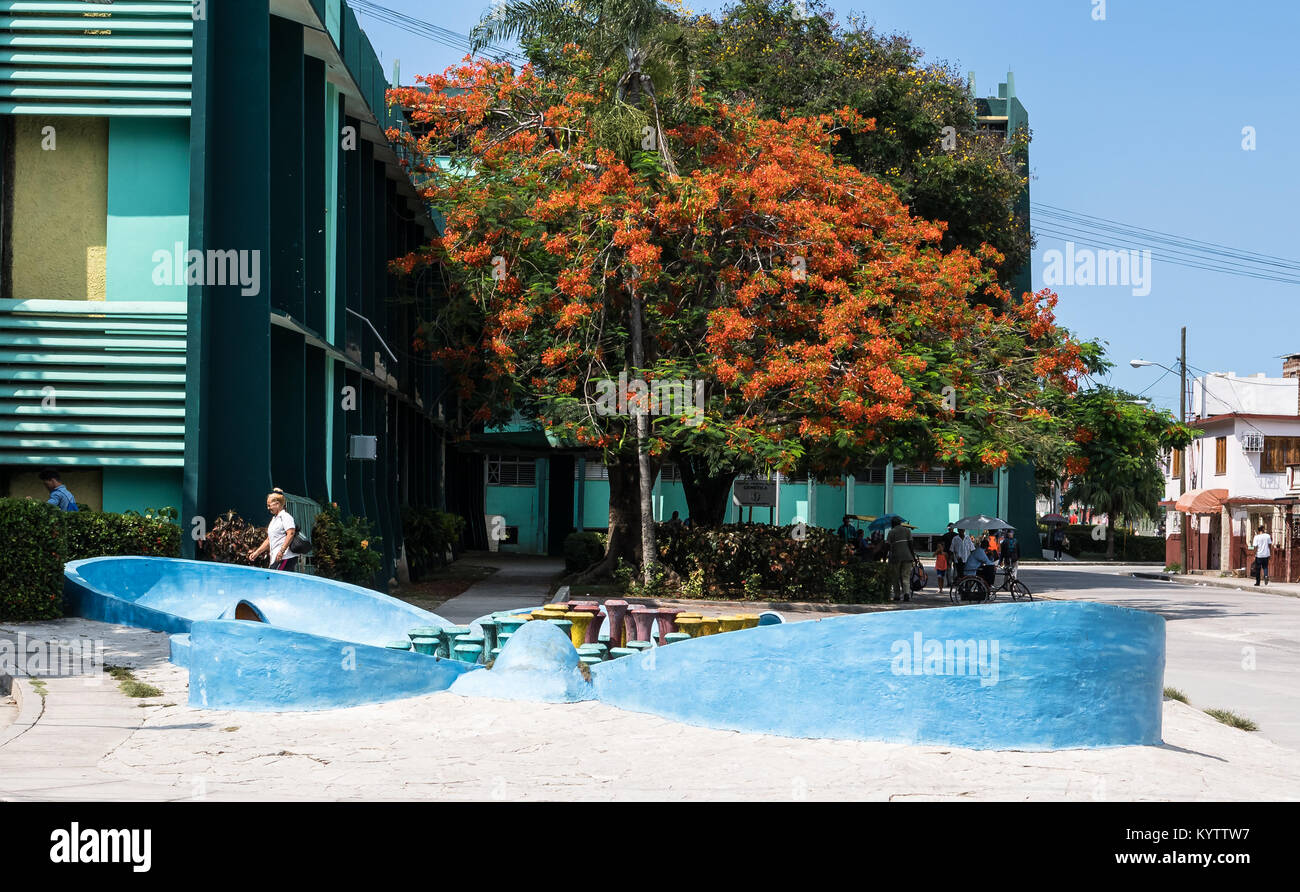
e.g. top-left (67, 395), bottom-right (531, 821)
top-left (738, 614), bottom-right (761, 629)
top-left (697, 617), bottom-right (720, 636)
top-left (563, 612), bottom-right (593, 649)
top-left (675, 617), bottom-right (705, 638)
top-left (716, 615), bottom-right (746, 633)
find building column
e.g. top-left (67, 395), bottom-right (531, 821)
top-left (997, 468), bottom-right (1010, 518)
top-left (958, 471), bottom-right (971, 518)
top-left (575, 455), bottom-right (586, 531)
top-left (845, 474), bottom-right (855, 516)
top-left (883, 464), bottom-right (894, 513)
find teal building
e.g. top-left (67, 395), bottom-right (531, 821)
top-left (0, 0), bottom-right (445, 580)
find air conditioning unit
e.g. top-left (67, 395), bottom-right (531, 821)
top-left (1242, 432), bottom-right (1264, 452)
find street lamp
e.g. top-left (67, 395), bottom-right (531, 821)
top-left (1130, 326), bottom-right (1189, 574)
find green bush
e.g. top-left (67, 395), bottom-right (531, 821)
top-left (65, 506), bottom-right (180, 561)
top-left (1049, 524), bottom-right (1165, 561)
top-left (655, 523), bottom-right (887, 602)
top-left (197, 510), bottom-right (266, 566)
top-left (563, 531), bottom-right (606, 573)
top-left (312, 505), bottom-right (383, 588)
top-left (0, 498), bottom-right (67, 621)
top-left (401, 507), bottom-right (467, 579)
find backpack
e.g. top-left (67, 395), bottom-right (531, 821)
top-left (911, 561), bottom-right (928, 592)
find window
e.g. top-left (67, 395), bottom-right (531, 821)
top-left (1215, 437), bottom-right (1227, 476)
top-left (486, 454), bottom-right (537, 487)
top-left (895, 467), bottom-right (961, 485)
top-left (1170, 449), bottom-right (1183, 478)
top-left (1261, 437), bottom-right (1300, 474)
top-left (970, 471), bottom-right (996, 487)
top-left (849, 467), bottom-right (888, 484)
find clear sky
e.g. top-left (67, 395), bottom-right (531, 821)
top-left (354, 0), bottom-right (1300, 415)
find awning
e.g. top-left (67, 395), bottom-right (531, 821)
top-left (1173, 488), bottom-right (1229, 514)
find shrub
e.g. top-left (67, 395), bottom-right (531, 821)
top-left (198, 511), bottom-right (266, 566)
top-left (655, 523), bottom-right (887, 602)
top-left (312, 505), bottom-right (383, 588)
top-left (65, 506), bottom-right (180, 561)
top-left (0, 498), bottom-right (67, 621)
top-left (563, 531), bottom-right (606, 573)
top-left (402, 507), bottom-right (468, 579)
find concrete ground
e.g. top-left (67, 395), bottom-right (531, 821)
top-left (3, 564), bottom-right (1299, 801)
top-left (434, 553), bottom-right (564, 623)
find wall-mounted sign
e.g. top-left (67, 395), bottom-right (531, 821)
top-left (733, 480), bottom-right (776, 507)
top-left (348, 434), bottom-right (378, 460)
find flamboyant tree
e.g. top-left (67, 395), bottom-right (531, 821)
top-left (389, 53), bottom-right (1087, 578)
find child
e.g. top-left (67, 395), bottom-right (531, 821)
top-left (934, 541), bottom-right (948, 594)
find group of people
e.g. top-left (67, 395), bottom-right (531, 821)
top-left (933, 523), bottom-right (1020, 595)
top-left (836, 517), bottom-right (895, 563)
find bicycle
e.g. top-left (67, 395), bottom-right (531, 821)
top-left (949, 566), bottom-right (1032, 603)
top-left (989, 565), bottom-right (1033, 601)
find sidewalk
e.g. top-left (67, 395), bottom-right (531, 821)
top-left (433, 552), bottom-right (565, 623)
top-left (1133, 571), bottom-right (1300, 599)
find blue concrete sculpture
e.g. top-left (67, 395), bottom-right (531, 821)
top-left (64, 557), bottom-right (474, 711)
top-left (590, 601), bottom-right (1164, 750)
top-left (449, 619), bottom-right (595, 703)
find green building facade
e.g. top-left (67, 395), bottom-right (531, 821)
top-left (0, 0), bottom-right (445, 580)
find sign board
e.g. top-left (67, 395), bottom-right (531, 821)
top-left (733, 480), bottom-right (776, 507)
top-left (348, 434), bottom-right (378, 460)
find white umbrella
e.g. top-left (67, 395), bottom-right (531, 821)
top-left (953, 514), bottom-right (1015, 531)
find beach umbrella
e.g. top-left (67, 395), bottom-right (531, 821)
top-left (953, 514), bottom-right (1015, 531)
top-left (868, 513), bottom-right (907, 531)
top-left (1039, 513), bottom-right (1069, 524)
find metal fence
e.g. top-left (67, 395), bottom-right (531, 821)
top-left (283, 493), bottom-right (321, 574)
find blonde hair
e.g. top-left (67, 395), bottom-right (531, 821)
top-left (267, 491), bottom-right (286, 508)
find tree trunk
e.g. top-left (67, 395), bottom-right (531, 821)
top-left (575, 455), bottom-right (641, 583)
top-left (674, 449), bottom-right (736, 526)
top-left (627, 286), bottom-right (658, 586)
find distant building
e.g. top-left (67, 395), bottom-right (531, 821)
top-left (1164, 358), bottom-right (1300, 578)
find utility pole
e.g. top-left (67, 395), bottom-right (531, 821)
top-left (1180, 326), bottom-right (1189, 575)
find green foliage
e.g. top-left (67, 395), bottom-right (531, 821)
top-left (1164, 562), bottom-right (1183, 574)
top-left (1163, 687), bottom-right (1189, 703)
top-left (199, 511), bottom-right (266, 566)
top-left (563, 531), bottom-right (607, 573)
top-left (0, 500), bottom-right (180, 621)
top-left (657, 522), bottom-right (889, 602)
top-left (311, 505), bottom-right (384, 588)
top-left (0, 498), bottom-right (67, 621)
top-left (1204, 708), bottom-right (1258, 732)
top-left (64, 507), bottom-right (180, 562)
top-left (402, 508), bottom-right (468, 578)
top-left (1052, 524), bottom-right (1165, 561)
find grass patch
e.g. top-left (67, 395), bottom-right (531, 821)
top-left (28, 678), bottom-right (47, 699)
top-left (1204, 708), bottom-right (1258, 732)
top-left (1163, 686), bottom-right (1189, 703)
top-left (104, 665), bottom-right (162, 699)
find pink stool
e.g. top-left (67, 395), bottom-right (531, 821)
top-left (604, 600), bottom-right (629, 647)
top-left (655, 608), bottom-right (682, 645)
top-left (631, 607), bottom-right (656, 644)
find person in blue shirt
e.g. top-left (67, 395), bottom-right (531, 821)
top-left (964, 537), bottom-right (998, 586)
top-left (38, 468), bottom-right (78, 511)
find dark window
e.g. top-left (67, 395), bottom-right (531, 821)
top-left (1261, 437), bottom-right (1300, 474)
top-left (486, 454), bottom-right (537, 487)
top-left (1215, 437), bottom-right (1227, 476)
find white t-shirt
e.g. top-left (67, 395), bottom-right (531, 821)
top-left (268, 510), bottom-right (298, 565)
top-left (1253, 532), bottom-right (1272, 558)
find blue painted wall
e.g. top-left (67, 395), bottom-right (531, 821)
top-left (591, 601), bottom-right (1165, 750)
top-left (101, 467), bottom-right (183, 514)
top-left (106, 118), bottom-right (190, 301)
top-left (188, 619), bottom-right (475, 711)
top-left (893, 484), bottom-right (960, 529)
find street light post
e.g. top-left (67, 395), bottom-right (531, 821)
top-left (1179, 326), bottom-right (1188, 575)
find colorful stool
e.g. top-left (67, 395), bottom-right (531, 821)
top-left (674, 617), bottom-right (704, 638)
top-left (631, 607), bottom-right (657, 643)
top-left (627, 640), bottom-right (653, 652)
top-left (496, 615), bottom-right (529, 636)
top-left (564, 611), bottom-right (593, 648)
top-left (479, 619), bottom-right (500, 654)
top-left (739, 614), bottom-right (762, 629)
top-left (698, 618), bottom-right (720, 636)
top-left (385, 640), bottom-right (412, 651)
top-left (662, 632), bottom-right (691, 645)
top-left (717, 615), bottom-right (746, 633)
top-left (439, 626), bottom-right (471, 659)
top-left (453, 643), bottom-right (484, 664)
top-left (604, 600), bottom-right (630, 648)
top-left (544, 618), bottom-right (574, 640)
top-left (407, 625), bottom-right (440, 642)
top-left (654, 608), bottom-right (682, 644)
top-left (411, 636), bottom-right (439, 656)
top-left (608, 647), bottom-right (638, 659)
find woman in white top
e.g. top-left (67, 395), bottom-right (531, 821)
top-left (247, 490), bottom-right (298, 571)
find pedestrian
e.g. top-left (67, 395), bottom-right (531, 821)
top-left (1001, 528), bottom-right (1021, 579)
top-left (247, 489), bottom-right (299, 571)
top-left (666, 510), bottom-right (684, 532)
top-left (934, 540), bottom-right (949, 595)
top-left (886, 517), bottom-right (917, 602)
top-left (966, 537), bottom-right (998, 588)
top-left (1051, 524), bottom-right (1065, 561)
top-left (37, 468), bottom-right (78, 511)
top-left (837, 515), bottom-right (856, 543)
top-left (1251, 523), bottom-right (1273, 586)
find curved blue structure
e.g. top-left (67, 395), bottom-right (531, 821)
top-left (64, 557), bottom-right (476, 711)
top-left (590, 601), bottom-right (1165, 750)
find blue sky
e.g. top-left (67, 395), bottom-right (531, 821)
top-left (353, 0), bottom-right (1300, 415)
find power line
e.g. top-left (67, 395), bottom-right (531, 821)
top-left (348, 0), bottom-right (527, 66)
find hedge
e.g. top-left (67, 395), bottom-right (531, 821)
top-left (401, 507), bottom-right (467, 580)
top-left (656, 523), bottom-right (891, 603)
top-left (0, 500), bottom-right (179, 621)
top-left (1045, 524), bottom-right (1166, 561)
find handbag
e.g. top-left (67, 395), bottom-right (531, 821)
top-left (289, 531), bottom-right (314, 555)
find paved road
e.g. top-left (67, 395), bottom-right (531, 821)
top-left (1019, 564), bottom-right (1300, 751)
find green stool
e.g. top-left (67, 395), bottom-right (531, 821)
top-left (662, 632), bottom-right (691, 645)
top-left (453, 643), bottom-right (484, 664)
top-left (544, 618), bottom-right (573, 639)
top-left (439, 626), bottom-right (470, 659)
top-left (385, 640), bottom-right (412, 652)
top-left (609, 647), bottom-right (638, 659)
top-left (496, 615), bottom-right (529, 635)
top-left (407, 626), bottom-right (439, 642)
top-left (627, 640), bottom-right (653, 652)
top-left (411, 636), bottom-right (439, 656)
top-left (479, 619), bottom-right (500, 654)
top-left (579, 655), bottom-right (602, 667)
top-left (489, 646), bottom-right (503, 661)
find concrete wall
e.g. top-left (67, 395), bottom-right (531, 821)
top-left (106, 118), bottom-right (190, 301)
top-left (11, 117), bottom-right (108, 301)
top-left (101, 468), bottom-right (184, 514)
top-left (592, 601), bottom-right (1166, 750)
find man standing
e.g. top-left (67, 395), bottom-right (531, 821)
top-left (837, 515), bottom-right (856, 543)
top-left (949, 527), bottom-right (973, 578)
top-left (38, 468), bottom-right (78, 511)
top-left (1001, 528), bottom-right (1021, 579)
top-left (1252, 523), bottom-right (1273, 586)
top-left (886, 516), bottom-right (917, 602)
